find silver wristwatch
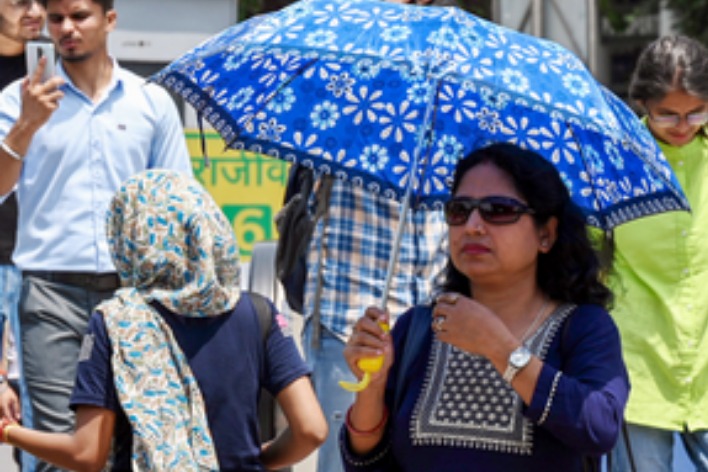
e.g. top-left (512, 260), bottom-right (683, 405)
top-left (503, 346), bottom-right (532, 383)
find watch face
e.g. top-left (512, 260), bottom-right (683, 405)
top-left (510, 347), bottom-right (531, 367)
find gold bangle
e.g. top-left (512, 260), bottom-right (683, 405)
top-left (2, 423), bottom-right (18, 444)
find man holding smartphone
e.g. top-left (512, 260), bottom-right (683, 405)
top-left (0, 2), bottom-right (45, 469)
top-left (0, 1), bottom-right (192, 471)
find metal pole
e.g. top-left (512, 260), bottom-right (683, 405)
top-left (532, 0), bottom-right (544, 37)
top-left (380, 78), bottom-right (439, 310)
top-left (490, 0), bottom-right (501, 23)
top-left (587, 0), bottom-right (597, 75)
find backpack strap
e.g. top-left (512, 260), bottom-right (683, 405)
top-left (393, 305), bottom-right (432, 413)
top-left (247, 291), bottom-right (279, 442)
top-left (248, 291), bottom-right (273, 345)
top-left (309, 175), bottom-right (334, 349)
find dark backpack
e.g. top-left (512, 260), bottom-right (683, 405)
top-left (274, 165), bottom-right (332, 313)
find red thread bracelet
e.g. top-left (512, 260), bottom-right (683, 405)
top-left (345, 405), bottom-right (389, 436)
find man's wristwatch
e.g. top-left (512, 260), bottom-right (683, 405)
top-left (503, 346), bottom-right (532, 383)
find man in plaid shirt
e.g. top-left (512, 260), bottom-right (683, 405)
top-left (302, 179), bottom-right (448, 472)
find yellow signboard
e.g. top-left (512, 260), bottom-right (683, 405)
top-left (186, 130), bottom-right (289, 260)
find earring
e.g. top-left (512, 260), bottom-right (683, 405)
top-left (540, 240), bottom-right (549, 249)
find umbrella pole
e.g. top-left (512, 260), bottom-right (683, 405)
top-left (379, 78), bottom-right (439, 310)
top-left (380, 182), bottom-right (415, 310)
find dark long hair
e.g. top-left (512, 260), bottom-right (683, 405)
top-left (440, 143), bottom-right (613, 309)
top-left (629, 35), bottom-right (708, 102)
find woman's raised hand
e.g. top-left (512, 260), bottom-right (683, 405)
top-left (340, 307), bottom-right (393, 392)
top-left (432, 293), bottom-right (515, 359)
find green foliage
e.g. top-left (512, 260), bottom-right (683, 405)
top-left (599, 0), bottom-right (660, 34)
top-left (599, 0), bottom-right (708, 45)
top-left (665, 0), bottom-right (708, 45)
top-left (599, 0), bottom-right (632, 32)
top-left (239, 0), bottom-right (264, 21)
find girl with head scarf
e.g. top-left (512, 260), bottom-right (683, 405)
top-left (0, 169), bottom-right (327, 471)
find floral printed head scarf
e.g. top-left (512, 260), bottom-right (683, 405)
top-left (95, 169), bottom-right (241, 471)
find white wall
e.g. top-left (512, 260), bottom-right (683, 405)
top-left (108, 0), bottom-right (238, 66)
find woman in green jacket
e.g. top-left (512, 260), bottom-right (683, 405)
top-left (610, 35), bottom-right (708, 471)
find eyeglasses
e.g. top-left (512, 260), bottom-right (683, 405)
top-left (444, 196), bottom-right (535, 226)
top-left (647, 111), bottom-right (708, 128)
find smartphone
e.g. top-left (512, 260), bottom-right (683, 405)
top-left (25, 41), bottom-right (56, 82)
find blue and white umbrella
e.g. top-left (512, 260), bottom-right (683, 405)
top-left (153, 0), bottom-right (689, 299)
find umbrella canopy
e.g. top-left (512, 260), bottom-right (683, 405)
top-left (152, 0), bottom-right (689, 231)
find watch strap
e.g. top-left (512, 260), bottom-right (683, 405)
top-left (502, 363), bottom-right (519, 383)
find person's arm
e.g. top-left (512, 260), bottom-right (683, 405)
top-left (0, 60), bottom-right (64, 194)
top-left (0, 384), bottom-right (20, 423)
top-left (2, 405), bottom-right (115, 472)
top-left (259, 376), bottom-right (327, 469)
top-left (524, 305), bottom-right (630, 455)
top-left (342, 307), bottom-right (394, 456)
top-left (433, 294), bottom-right (542, 404)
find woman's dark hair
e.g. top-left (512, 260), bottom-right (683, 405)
top-left (440, 143), bottom-right (613, 308)
top-left (629, 35), bottom-right (708, 103)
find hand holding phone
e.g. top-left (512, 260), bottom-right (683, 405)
top-left (25, 41), bottom-right (56, 83)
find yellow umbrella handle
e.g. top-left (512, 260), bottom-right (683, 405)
top-left (339, 322), bottom-right (389, 392)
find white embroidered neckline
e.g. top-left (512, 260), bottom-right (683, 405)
top-left (410, 304), bottom-right (574, 453)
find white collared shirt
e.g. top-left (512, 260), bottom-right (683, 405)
top-left (0, 59), bottom-right (192, 271)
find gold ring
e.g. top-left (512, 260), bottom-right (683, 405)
top-left (437, 293), bottom-right (459, 305)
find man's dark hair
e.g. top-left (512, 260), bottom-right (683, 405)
top-left (40, 0), bottom-right (114, 11)
top-left (441, 143), bottom-right (613, 309)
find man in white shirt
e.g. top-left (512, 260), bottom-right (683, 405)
top-left (0, 1), bottom-right (192, 470)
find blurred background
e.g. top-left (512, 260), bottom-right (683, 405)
top-left (3, 1), bottom-right (703, 470)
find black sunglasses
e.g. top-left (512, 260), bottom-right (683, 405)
top-left (444, 196), bottom-right (536, 226)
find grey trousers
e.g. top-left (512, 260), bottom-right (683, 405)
top-left (19, 276), bottom-right (115, 472)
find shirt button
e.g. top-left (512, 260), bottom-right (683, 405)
top-left (682, 268), bottom-right (690, 276)
top-left (678, 161), bottom-right (684, 166)
top-left (681, 230), bottom-right (688, 237)
top-left (683, 377), bottom-right (692, 385)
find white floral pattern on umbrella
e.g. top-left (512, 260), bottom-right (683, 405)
top-left (152, 0), bottom-right (689, 230)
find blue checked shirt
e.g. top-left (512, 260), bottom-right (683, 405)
top-left (304, 179), bottom-right (448, 342)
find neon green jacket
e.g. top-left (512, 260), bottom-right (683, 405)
top-left (610, 130), bottom-right (708, 431)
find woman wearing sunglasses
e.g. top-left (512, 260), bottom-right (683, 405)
top-left (609, 35), bottom-right (708, 471)
top-left (340, 143), bottom-right (629, 471)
